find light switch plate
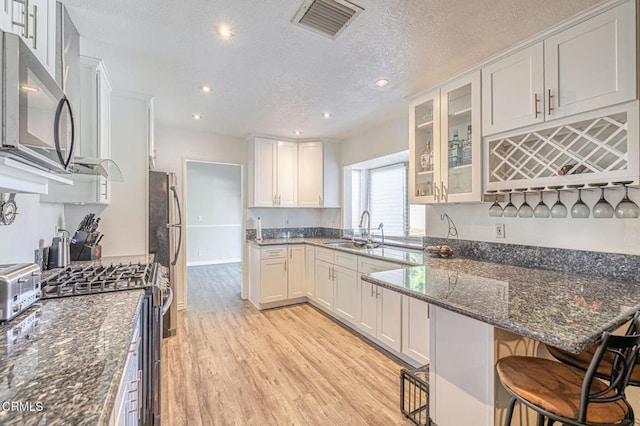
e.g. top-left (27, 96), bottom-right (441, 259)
top-left (495, 223), bottom-right (505, 238)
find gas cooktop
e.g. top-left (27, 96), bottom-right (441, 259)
top-left (41, 262), bottom-right (153, 298)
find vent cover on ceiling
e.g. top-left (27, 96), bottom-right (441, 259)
top-left (292, 0), bottom-right (364, 40)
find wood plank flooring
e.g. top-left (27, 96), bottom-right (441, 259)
top-left (161, 263), bottom-right (412, 425)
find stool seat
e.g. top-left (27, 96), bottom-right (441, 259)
top-left (547, 344), bottom-right (640, 385)
top-left (496, 356), bottom-right (630, 424)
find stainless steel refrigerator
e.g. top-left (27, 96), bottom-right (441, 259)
top-left (149, 171), bottom-right (182, 338)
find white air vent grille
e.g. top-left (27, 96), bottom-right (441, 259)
top-left (292, 0), bottom-right (363, 39)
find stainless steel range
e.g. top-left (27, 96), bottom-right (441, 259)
top-left (41, 261), bottom-right (170, 425)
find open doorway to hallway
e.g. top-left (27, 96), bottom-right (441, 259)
top-left (185, 161), bottom-right (243, 304)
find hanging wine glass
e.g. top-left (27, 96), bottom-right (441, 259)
top-left (503, 192), bottom-right (518, 217)
top-left (569, 185), bottom-right (590, 218)
top-left (591, 183), bottom-right (614, 219)
top-left (614, 181), bottom-right (640, 219)
top-left (517, 190), bottom-right (534, 218)
top-left (532, 187), bottom-right (550, 218)
top-left (549, 186), bottom-right (567, 218)
top-left (488, 192), bottom-right (503, 217)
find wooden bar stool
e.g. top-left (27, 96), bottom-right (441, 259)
top-left (496, 318), bottom-right (640, 426)
top-left (546, 313), bottom-right (640, 387)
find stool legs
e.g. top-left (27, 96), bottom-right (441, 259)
top-left (536, 413), bottom-right (545, 426)
top-left (504, 397), bottom-right (517, 426)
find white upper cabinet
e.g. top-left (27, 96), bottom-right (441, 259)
top-left (544, 1), bottom-right (636, 119)
top-left (410, 71), bottom-right (482, 204)
top-left (252, 138), bottom-right (277, 207)
top-left (276, 141), bottom-right (298, 207)
top-left (2, 0), bottom-right (56, 76)
top-left (297, 140), bottom-right (341, 208)
top-left (482, 43), bottom-right (544, 135)
top-left (482, 0), bottom-right (636, 136)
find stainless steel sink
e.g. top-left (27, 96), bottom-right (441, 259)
top-left (324, 241), bottom-right (381, 250)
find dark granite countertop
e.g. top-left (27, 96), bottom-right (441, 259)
top-left (0, 290), bottom-right (144, 425)
top-left (362, 256), bottom-right (640, 354)
top-left (248, 238), bottom-right (424, 266)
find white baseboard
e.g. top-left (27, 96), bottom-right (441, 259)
top-left (186, 258), bottom-right (241, 267)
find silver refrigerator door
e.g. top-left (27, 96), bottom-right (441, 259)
top-left (149, 171), bottom-right (181, 337)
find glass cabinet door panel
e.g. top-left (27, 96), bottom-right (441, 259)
top-left (446, 83), bottom-right (473, 195)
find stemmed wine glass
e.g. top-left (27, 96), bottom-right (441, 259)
top-left (569, 185), bottom-right (590, 218)
top-left (549, 186), bottom-right (567, 218)
top-left (614, 181), bottom-right (640, 219)
top-left (532, 187), bottom-right (550, 218)
top-left (591, 183), bottom-right (614, 219)
top-left (488, 192), bottom-right (503, 217)
top-left (503, 192), bottom-right (518, 217)
top-left (517, 190), bottom-right (534, 218)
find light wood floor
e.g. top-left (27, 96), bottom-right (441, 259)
top-left (161, 263), bottom-right (413, 425)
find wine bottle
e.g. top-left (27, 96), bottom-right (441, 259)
top-left (462, 125), bottom-right (472, 165)
top-left (420, 141), bottom-right (433, 171)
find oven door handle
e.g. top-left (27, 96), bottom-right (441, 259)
top-left (161, 286), bottom-right (173, 316)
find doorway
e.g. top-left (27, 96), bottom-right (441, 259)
top-left (184, 161), bottom-right (243, 307)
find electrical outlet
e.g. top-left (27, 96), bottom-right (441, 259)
top-left (197, 215), bottom-right (203, 222)
top-left (495, 224), bottom-right (505, 239)
top-left (198, 250), bottom-right (203, 257)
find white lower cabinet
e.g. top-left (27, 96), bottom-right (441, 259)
top-left (333, 264), bottom-right (358, 325)
top-left (315, 259), bottom-right (334, 311)
top-left (110, 311), bottom-right (141, 426)
top-left (357, 257), bottom-right (405, 353)
top-left (248, 244), bottom-right (306, 309)
top-left (402, 295), bottom-right (430, 365)
top-left (305, 245), bottom-right (315, 299)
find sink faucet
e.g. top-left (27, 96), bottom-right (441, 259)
top-left (377, 223), bottom-right (384, 247)
top-left (358, 210), bottom-right (371, 241)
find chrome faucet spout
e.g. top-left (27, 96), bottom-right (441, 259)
top-left (377, 222), bottom-right (384, 247)
top-left (358, 210), bottom-right (371, 241)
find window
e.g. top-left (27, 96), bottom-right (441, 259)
top-left (350, 160), bottom-right (425, 240)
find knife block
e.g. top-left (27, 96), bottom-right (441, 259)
top-left (70, 242), bottom-right (102, 261)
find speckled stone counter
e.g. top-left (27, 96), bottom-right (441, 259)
top-left (0, 290), bottom-right (144, 425)
top-left (248, 238), bottom-right (424, 266)
top-left (362, 256), bottom-right (640, 354)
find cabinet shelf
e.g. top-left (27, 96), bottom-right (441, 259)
top-left (417, 170), bottom-right (434, 176)
top-left (450, 107), bottom-right (471, 117)
top-left (417, 120), bottom-right (434, 129)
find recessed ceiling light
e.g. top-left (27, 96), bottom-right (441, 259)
top-left (293, 131), bottom-right (302, 136)
top-left (322, 112), bottom-right (332, 119)
top-left (200, 85), bottom-right (212, 93)
top-left (375, 78), bottom-right (389, 87)
top-left (192, 114), bottom-right (202, 120)
top-left (216, 24), bottom-right (234, 40)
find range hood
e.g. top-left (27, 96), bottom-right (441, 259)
top-left (71, 157), bottom-right (124, 182)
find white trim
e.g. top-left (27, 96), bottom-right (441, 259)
top-left (186, 224), bottom-right (241, 228)
top-left (186, 258), bottom-right (241, 267)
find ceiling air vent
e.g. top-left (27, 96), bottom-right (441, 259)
top-left (292, 0), bottom-right (364, 40)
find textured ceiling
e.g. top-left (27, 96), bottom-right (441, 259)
top-left (60, 0), bottom-right (604, 140)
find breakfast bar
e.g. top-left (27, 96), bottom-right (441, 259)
top-left (362, 256), bottom-right (640, 426)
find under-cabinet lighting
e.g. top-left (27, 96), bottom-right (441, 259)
top-left (216, 25), bottom-right (234, 40)
top-left (21, 85), bottom-right (40, 93)
top-left (375, 78), bottom-right (389, 87)
top-left (192, 114), bottom-right (202, 120)
top-left (200, 85), bottom-right (212, 93)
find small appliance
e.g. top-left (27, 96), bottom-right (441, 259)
top-left (0, 263), bottom-right (41, 321)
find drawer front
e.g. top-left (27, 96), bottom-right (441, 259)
top-left (260, 246), bottom-right (287, 259)
top-left (315, 247), bottom-right (335, 263)
top-left (334, 251), bottom-right (358, 270)
top-left (358, 257), bottom-right (402, 274)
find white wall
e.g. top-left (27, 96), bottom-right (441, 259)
top-left (341, 114), bottom-right (640, 255)
top-left (153, 125), bottom-right (247, 307)
top-left (0, 195), bottom-right (65, 264)
top-left (186, 162), bottom-right (242, 266)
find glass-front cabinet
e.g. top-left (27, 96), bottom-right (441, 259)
top-left (409, 71), bottom-right (482, 204)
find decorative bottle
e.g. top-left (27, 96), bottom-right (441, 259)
top-left (462, 125), bottom-right (472, 165)
top-left (448, 130), bottom-right (461, 168)
top-left (420, 141), bottom-right (433, 172)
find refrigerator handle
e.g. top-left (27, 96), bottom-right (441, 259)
top-left (170, 185), bottom-right (182, 266)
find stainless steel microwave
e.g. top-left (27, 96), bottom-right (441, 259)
top-left (1, 31), bottom-right (75, 172)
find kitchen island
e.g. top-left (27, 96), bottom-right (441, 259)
top-left (362, 256), bottom-right (640, 426)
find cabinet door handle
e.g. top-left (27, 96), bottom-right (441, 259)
top-left (319, 195), bottom-right (323, 206)
top-left (272, 195), bottom-right (276, 206)
top-left (440, 181), bottom-right (446, 202)
top-left (434, 183), bottom-right (439, 201)
top-left (30, 4), bottom-right (37, 49)
top-left (370, 284), bottom-right (374, 297)
top-left (289, 248), bottom-right (292, 259)
top-left (278, 194), bottom-right (281, 205)
top-left (328, 267), bottom-right (331, 280)
top-left (534, 93), bottom-right (540, 118)
top-left (376, 287), bottom-right (381, 298)
top-left (547, 89), bottom-right (553, 116)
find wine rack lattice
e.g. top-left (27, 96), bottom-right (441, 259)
top-left (488, 112), bottom-right (628, 184)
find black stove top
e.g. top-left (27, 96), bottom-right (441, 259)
top-left (41, 262), bottom-right (152, 298)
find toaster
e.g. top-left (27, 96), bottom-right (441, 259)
top-left (0, 263), bottom-right (41, 321)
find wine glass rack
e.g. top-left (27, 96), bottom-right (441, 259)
top-left (486, 104), bottom-right (639, 191)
